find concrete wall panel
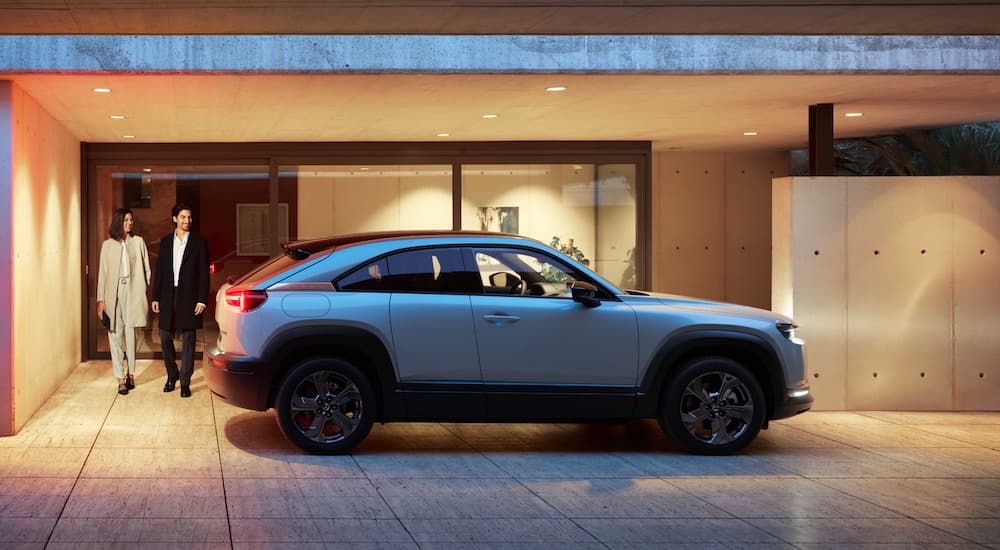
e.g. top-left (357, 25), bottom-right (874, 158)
top-left (725, 152), bottom-right (787, 310)
top-left (953, 177), bottom-right (1000, 410)
top-left (773, 177), bottom-right (849, 411)
top-left (776, 176), bottom-right (1000, 411)
top-left (652, 152), bottom-right (726, 300)
top-left (846, 178), bottom-right (954, 410)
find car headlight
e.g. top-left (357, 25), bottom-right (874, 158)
top-left (777, 321), bottom-right (805, 346)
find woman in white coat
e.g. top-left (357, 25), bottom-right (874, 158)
top-left (97, 208), bottom-right (151, 395)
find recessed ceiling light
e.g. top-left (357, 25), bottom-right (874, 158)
top-left (360, 167), bottom-right (369, 171)
top-left (92, 87), bottom-right (111, 93)
top-left (546, 86), bottom-right (567, 92)
top-left (121, 135), bottom-right (135, 139)
top-left (482, 114), bottom-right (499, 119)
top-left (743, 131), bottom-right (758, 136)
top-left (110, 114), bottom-right (126, 120)
top-left (572, 165), bottom-right (583, 170)
top-left (436, 132), bottom-right (450, 137)
top-left (142, 168), bottom-right (152, 173)
top-left (845, 112), bottom-right (864, 118)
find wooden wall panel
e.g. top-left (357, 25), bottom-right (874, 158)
top-left (953, 177), bottom-right (1000, 409)
top-left (10, 83), bottom-right (82, 432)
top-left (846, 178), bottom-right (954, 410)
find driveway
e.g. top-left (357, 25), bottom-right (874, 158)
top-left (2, 361), bottom-right (999, 548)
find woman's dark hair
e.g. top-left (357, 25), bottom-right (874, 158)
top-left (108, 208), bottom-right (134, 240)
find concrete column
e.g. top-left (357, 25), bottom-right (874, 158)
top-left (0, 81), bottom-right (13, 435)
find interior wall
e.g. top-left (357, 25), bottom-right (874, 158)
top-left (297, 165), bottom-right (452, 238)
top-left (461, 164), bottom-right (597, 259)
top-left (652, 151), bottom-right (788, 308)
top-left (7, 82), bottom-right (81, 433)
top-left (297, 163), bottom-right (637, 286)
top-left (772, 176), bottom-right (1000, 411)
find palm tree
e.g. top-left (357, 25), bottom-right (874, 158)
top-left (793, 122), bottom-right (1000, 176)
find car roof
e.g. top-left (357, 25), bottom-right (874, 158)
top-left (282, 230), bottom-right (526, 256)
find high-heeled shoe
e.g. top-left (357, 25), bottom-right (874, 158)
top-left (117, 382), bottom-right (129, 395)
top-left (125, 374), bottom-right (135, 390)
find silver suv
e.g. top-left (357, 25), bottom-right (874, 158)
top-left (205, 231), bottom-right (811, 455)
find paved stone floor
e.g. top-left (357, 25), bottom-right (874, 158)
top-left (1, 361), bottom-right (999, 549)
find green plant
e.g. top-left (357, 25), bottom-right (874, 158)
top-left (550, 236), bottom-right (589, 265)
top-left (547, 236), bottom-right (589, 282)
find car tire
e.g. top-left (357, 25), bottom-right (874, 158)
top-left (275, 358), bottom-right (376, 454)
top-left (658, 356), bottom-right (766, 455)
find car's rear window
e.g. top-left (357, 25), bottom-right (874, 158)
top-left (233, 254), bottom-right (305, 287)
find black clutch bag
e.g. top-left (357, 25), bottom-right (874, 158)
top-left (102, 311), bottom-right (112, 331)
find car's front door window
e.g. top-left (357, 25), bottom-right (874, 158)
top-left (475, 248), bottom-right (582, 298)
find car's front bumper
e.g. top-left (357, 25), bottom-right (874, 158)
top-left (204, 347), bottom-right (270, 411)
top-left (772, 384), bottom-right (813, 419)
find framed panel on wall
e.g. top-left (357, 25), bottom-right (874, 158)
top-left (236, 203), bottom-right (289, 256)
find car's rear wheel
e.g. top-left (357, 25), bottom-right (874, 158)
top-left (659, 356), bottom-right (766, 455)
top-left (275, 358), bottom-right (375, 454)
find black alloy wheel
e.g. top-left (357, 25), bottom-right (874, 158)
top-left (659, 356), bottom-right (766, 455)
top-left (275, 358), bottom-right (376, 454)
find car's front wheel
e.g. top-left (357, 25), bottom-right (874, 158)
top-left (659, 356), bottom-right (766, 455)
top-left (275, 358), bottom-right (375, 454)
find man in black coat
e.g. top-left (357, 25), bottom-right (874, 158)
top-left (151, 203), bottom-right (209, 398)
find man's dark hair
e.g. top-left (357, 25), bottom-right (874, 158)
top-left (108, 208), bottom-right (133, 241)
top-left (171, 203), bottom-right (192, 218)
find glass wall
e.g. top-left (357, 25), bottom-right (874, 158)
top-left (90, 164), bottom-right (270, 358)
top-left (85, 143), bottom-right (649, 359)
top-left (461, 163), bottom-right (637, 288)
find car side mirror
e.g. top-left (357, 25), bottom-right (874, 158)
top-left (570, 280), bottom-right (601, 308)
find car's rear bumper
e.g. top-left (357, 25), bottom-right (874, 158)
top-left (772, 384), bottom-right (813, 420)
top-left (204, 347), bottom-right (270, 411)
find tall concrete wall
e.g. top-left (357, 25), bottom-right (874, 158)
top-left (2, 81), bottom-right (81, 434)
top-left (652, 151), bottom-right (788, 309)
top-left (773, 176), bottom-right (1000, 411)
top-left (0, 82), bottom-right (12, 434)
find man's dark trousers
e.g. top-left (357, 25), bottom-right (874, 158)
top-left (160, 319), bottom-right (195, 386)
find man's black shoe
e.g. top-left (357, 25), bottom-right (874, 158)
top-left (180, 385), bottom-right (191, 398)
top-left (163, 379), bottom-right (177, 392)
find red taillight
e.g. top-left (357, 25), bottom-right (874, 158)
top-left (224, 288), bottom-right (268, 312)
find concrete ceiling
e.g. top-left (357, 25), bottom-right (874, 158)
top-left (6, 73), bottom-right (1000, 151)
top-left (3, 1), bottom-right (1000, 34)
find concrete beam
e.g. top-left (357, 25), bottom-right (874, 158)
top-left (1, 35), bottom-right (999, 74)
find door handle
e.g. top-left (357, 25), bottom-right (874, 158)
top-left (483, 314), bottom-right (521, 325)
